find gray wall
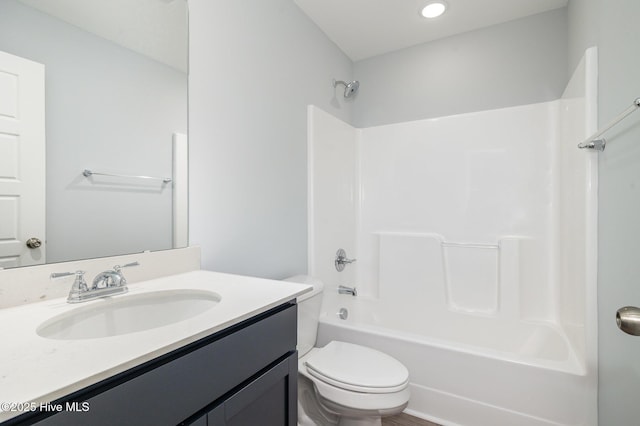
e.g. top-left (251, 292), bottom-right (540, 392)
top-left (568, 1), bottom-right (640, 424)
top-left (567, 0), bottom-right (597, 76)
top-left (0, 0), bottom-right (187, 263)
top-left (188, 0), bottom-right (353, 278)
top-left (353, 8), bottom-right (568, 127)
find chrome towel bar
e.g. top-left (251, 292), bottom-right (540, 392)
top-left (578, 97), bottom-right (640, 151)
top-left (83, 169), bottom-right (172, 183)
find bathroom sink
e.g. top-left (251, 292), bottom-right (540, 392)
top-left (37, 289), bottom-right (221, 340)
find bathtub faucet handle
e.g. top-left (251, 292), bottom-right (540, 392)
top-left (338, 285), bottom-right (357, 296)
top-left (335, 248), bottom-right (356, 272)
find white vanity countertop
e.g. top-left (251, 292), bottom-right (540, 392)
top-left (0, 270), bottom-right (311, 422)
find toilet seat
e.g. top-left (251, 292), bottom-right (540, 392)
top-left (304, 341), bottom-right (409, 393)
top-left (298, 345), bottom-right (410, 413)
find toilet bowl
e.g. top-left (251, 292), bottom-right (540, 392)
top-left (285, 275), bottom-right (410, 426)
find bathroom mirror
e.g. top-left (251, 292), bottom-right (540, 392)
top-left (0, 0), bottom-right (188, 269)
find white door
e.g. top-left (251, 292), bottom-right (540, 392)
top-left (0, 50), bottom-right (45, 268)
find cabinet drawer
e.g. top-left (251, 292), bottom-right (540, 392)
top-left (31, 302), bottom-right (297, 426)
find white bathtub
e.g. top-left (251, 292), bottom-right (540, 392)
top-left (316, 296), bottom-right (594, 426)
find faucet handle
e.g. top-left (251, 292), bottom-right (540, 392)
top-left (113, 261), bottom-right (139, 286)
top-left (114, 261), bottom-right (139, 271)
top-left (335, 249), bottom-right (356, 272)
top-left (51, 271), bottom-right (89, 302)
top-left (50, 270), bottom-right (84, 280)
top-left (70, 271), bottom-right (89, 294)
top-left (51, 270), bottom-right (88, 289)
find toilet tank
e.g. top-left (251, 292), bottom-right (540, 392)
top-left (284, 275), bottom-right (324, 357)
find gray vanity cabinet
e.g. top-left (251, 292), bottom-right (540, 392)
top-left (11, 302), bottom-right (297, 426)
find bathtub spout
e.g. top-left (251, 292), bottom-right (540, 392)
top-left (338, 285), bottom-right (357, 296)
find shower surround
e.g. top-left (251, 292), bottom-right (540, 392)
top-left (308, 49), bottom-right (598, 425)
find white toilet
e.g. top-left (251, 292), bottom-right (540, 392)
top-left (285, 275), bottom-right (410, 426)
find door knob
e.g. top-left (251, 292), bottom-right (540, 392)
top-left (616, 306), bottom-right (640, 336)
top-left (26, 237), bottom-right (42, 249)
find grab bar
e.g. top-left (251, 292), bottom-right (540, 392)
top-left (83, 169), bottom-right (172, 184)
top-left (578, 97), bottom-right (640, 152)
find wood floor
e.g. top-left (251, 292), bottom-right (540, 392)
top-left (382, 412), bottom-right (441, 426)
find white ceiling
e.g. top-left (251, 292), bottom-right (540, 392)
top-left (294, 0), bottom-right (568, 61)
top-left (16, 0), bottom-right (567, 70)
top-left (18, 0), bottom-right (187, 72)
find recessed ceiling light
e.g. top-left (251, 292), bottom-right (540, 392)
top-left (421, 2), bottom-right (447, 19)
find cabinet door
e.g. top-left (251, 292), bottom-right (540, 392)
top-left (208, 352), bottom-right (297, 426)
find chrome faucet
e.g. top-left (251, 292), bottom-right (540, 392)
top-left (92, 264), bottom-right (129, 289)
top-left (51, 261), bottom-right (139, 303)
top-left (338, 285), bottom-right (357, 296)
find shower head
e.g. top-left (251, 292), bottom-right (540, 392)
top-left (333, 79), bottom-right (360, 98)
